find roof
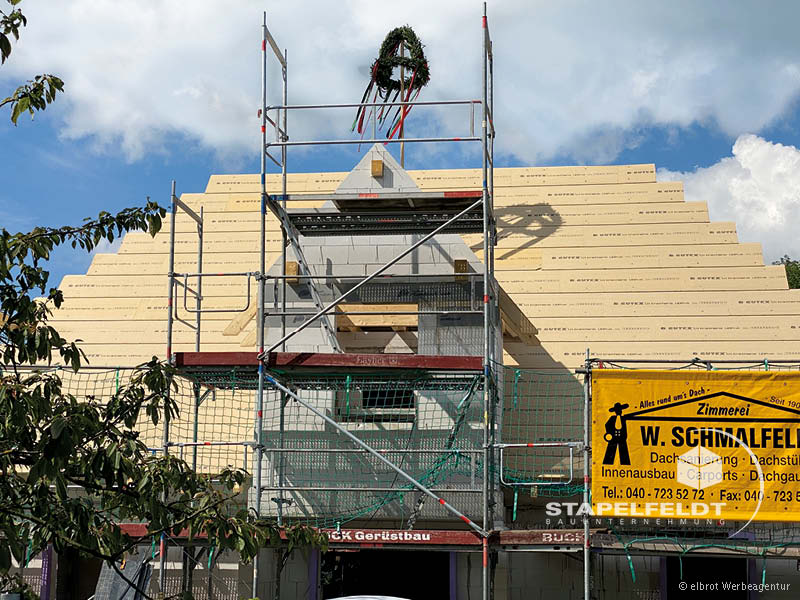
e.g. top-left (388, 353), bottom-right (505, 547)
top-left (49, 161), bottom-right (800, 370)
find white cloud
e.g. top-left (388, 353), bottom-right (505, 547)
top-left (657, 134), bottom-right (800, 263)
top-left (91, 237), bottom-right (123, 256)
top-left (2, 1), bottom-right (799, 164)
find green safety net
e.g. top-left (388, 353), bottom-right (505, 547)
top-left (22, 359), bottom-right (800, 555)
top-left (12, 365), bottom-right (487, 528)
top-left (253, 370), bottom-right (486, 528)
top-left (5, 366), bottom-right (254, 514)
top-left (498, 364), bottom-right (586, 497)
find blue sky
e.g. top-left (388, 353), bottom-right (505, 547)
top-left (2, 1), bottom-right (800, 287)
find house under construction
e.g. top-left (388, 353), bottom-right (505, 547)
top-left (17, 8), bottom-right (800, 600)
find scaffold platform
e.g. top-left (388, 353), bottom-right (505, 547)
top-left (282, 190), bottom-right (484, 236)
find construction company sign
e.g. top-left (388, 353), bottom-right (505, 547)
top-left (591, 370), bottom-right (800, 522)
top-left (324, 529), bottom-right (479, 546)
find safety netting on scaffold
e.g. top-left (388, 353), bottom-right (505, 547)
top-left (498, 364), bottom-right (586, 498)
top-left (10, 364), bottom-right (488, 530)
top-left (5, 365), bottom-right (255, 513)
top-left (251, 368), bottom-right (486, 529)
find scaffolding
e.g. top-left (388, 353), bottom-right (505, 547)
top-left (163, 6), bottom-right (499, 600)
top-left (498, 356), bottom-right (800, 600)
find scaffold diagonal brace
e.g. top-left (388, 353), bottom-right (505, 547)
top-left (262, 373), bottom-right (488, 538)
top-left (264, 195), bottom-right (341, 352)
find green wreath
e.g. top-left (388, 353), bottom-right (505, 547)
top-left (352, 25), bottom-right (430, 138)
top-left (371, 25), bottom-right (430, 93)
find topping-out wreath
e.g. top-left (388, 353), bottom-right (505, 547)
top-left (352, 25), bottom-right (430, 140)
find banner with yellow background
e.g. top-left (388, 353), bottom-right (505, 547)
top-left (592, 370), bottom-right (800, 522)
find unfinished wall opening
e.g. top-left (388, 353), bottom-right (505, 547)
top-left (321, 549), bottom-right (449, 600)
top-left (665, 556), bottom-right (748, 598)
top-left (335, 387), bottom-right (417, 423)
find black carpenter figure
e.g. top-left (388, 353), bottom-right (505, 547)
top-left (602, 402), bottom-right (630, 465)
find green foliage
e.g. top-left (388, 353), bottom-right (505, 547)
top-left (0, 0), bottom-right (26, 65)
top-left (1, 1), bottom-right (65, 123)
top-left (1, 74), bottom-right (64, 124)
top-left (0, 205), bottom-right (327, 598)
top-left (772, 255), bottom-right (800, 289)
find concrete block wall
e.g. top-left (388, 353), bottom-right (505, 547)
top-left (499, 553), bottom-right (664, 600)
top-left (254, 548), bottom-right (317, 600)
top-left (504, 552), bottom-right (585, 600)
top-left (759, 558), bottom-right (800, 599)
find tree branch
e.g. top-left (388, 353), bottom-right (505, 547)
top-left (111, 557), bottom-right (154, 600)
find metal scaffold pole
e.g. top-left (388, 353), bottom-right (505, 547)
top-left (161, 180), bottom-right (177, 593)
top-left (185, 204), bottom-right (203, 596)
top-left (280, 48), bottom-right (288, 348)
top-left (481, 4), bottom-right (492, 600)
top-left (277, 47), bottom-right (288, 529)
top-left (192, 205), bottom-right (204, 471)
top-left (252, 11), bottom-right (267, 599)
top-left (584, 348), bottom-right (591, 600)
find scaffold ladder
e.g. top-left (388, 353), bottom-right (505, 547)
top-left (265, 195), bottom-right (341, 352)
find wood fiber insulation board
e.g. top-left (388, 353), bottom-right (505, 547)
top-left (88, 250), bottom-right (257, 275)
top-left (465, 222), bottom-right (738, 251)
top-left (166, 192), bottom-right (319, 217)
top-left (204, 164), bottom-right (654, 194)
top-left (224, 195), bottom-right (326, 213)
top-left (170, 193), bottom-right (230, 211)
top-left (494, 202), bottom-right (708, 227)
top-left (48, 298), bottom-right (145, 320)
top-left (532, 315), bottom-right (800, 342)
top-left (55, 319), bottom-right (246, 337)
top-left (540, 242), bottom-right (762, 269)
top-left (53, 294), bottom-right (266, 320)
top-left (158, 212), bottom-right (285, 234)
top-left (408, 164), bottom-right (656, 189)
top-left (59, 275), bottom-right (252, 298)
top-left (505, 164), bottom-right (656, 186)
top-left (53, 321), bottom-right (252, 346)
top-left (506, 290), bottom-right (800, 318)
top-left (477, 243), bottom-right (764, 271)
top-left (49, 297), bottom-right (261, 322)
top-left (502, 340), bottom-right (800, 370)
top-left (488, 182), bottom-right (684, 207)
top-left (159, 212), bottom-right (268, 233)
top-left (205, 173), bottom-right (347, 194)
top-left (75, 343), bottom-right (248, 366)
top-left (87, 253), bottom-right (168, 275)
top-left (165, 192), bottom-right (325, 214)
top-left (179, 191), bottom-right (324, 207)
top-left (117, 232), bottom-right (269, 255)
top-left (88, 252), bottom-right (260, 276)
top-left (118, 224), bottom-right (315, 253)
top-left (495, 266), bottom-right (787, 294)
top-left (498, 287), bottom-right (539, 344)
top-left (335, 304), bottom-right (419, 330)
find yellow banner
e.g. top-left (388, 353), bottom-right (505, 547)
top-left (591, 370), bottom-right (800, 522)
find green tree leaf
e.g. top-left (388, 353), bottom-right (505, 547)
top-left (773, 255), bottom-right (800, 289)
top-left (0, 202), bottom-right (325, 591)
